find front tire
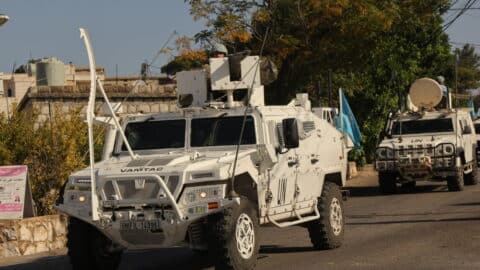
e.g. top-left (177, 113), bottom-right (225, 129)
top-left (306, 182), bottom-right (344, 250)
top-left (378, 171), bottom-right (397, 194)
top-left (447, 168), bottom-right (464, 192)
top-left (67, 217), bottom-right (124, 270)
top-left (401, 181), bottom-right (416, 192)
top-left (208, 197), bottom-right (260, 270)
top-left (464, 162), bottom-right (479, 185)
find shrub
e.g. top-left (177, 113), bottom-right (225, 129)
top-left (0, 107), bottom-right (104, 215)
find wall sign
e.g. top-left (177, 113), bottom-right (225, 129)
top-left (0, 165), bottom-right (35, 219)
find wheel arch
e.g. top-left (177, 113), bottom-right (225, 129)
top-left (324, 172), bottom-right (343, 187)
top-left (233, 172), bottom-right (258, 204)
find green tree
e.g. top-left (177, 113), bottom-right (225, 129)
top-left (0, 108), bottom-right (104, 215)
top-left (456, 44), bottom-right (480, 92)
top-left (186, 0), bottom-right (453, 161)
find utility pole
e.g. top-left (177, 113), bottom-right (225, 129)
top-left (455, 50), bottom-right (459, 108)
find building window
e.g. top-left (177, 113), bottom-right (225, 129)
top-left (7, 88), bottom-right (13, 97)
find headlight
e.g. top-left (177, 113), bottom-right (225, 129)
top-left (179, 184), bottom-right (226, 207)
top-left (65, 190), bottom-right (90, 205)
top-left (376, 147), bottom-right (393, 160)
top-left (435, 144), bottom-right (455, 157)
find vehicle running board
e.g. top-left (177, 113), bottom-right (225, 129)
top-left (267, 204), bottom-right (320, 228)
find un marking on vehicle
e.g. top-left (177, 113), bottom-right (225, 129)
top-left (120, 167), bottom-right (163, 173)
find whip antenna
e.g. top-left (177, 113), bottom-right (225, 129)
top-left (229, 28), bottom-right (270, 198)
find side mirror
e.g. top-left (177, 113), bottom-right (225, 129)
top-left (463, 125), bottom-right (472, 134)
top-left (282, 118), bottom-right (299, 149)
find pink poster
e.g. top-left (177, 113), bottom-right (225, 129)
top-left (0, 165), bottom-right (28, 219)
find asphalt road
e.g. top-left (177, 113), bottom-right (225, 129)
top-left (2, 171), bottom-right (480, 270)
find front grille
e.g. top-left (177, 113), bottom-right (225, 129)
top-left (102, 175), bottom-right (179, 201)
top-left (397, 144), bottom-right (434, 158)
top-left (117, 179), bottom-right (160, 199)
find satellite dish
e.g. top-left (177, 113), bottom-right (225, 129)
top-left (408, 78), bottom-right (442, 109)
top-left (0, 14), bottom-right (9, 26)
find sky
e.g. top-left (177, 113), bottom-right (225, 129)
top-left (0, 0), bottom-right (205, 76)
top-left (0, 1), bottom-right (479, 76)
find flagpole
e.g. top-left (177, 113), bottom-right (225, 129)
top-left (339, 88), bottom-right (346, 160)
top-left (339, 88), bottom-right (344, 131)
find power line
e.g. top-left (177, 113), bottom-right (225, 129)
top-left (443, 0), bottom-right (479, 31)
top-left (449, 7), bottom-right (480, 10)
top-left (451, 41), bottom-right (480, 47)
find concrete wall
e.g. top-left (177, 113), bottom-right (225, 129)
top-left (0, 215), bottom-right (67, 258)
top-left (18, 81), bottom-right (177, 124)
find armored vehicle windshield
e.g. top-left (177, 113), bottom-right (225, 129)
top-left (119, 115), bottom-right (256, 152)
top-left (391, 118), bottom-right (454, 135)
top-left (122, 119), bottom-right (186, 150)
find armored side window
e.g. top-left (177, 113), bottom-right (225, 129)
top-left (191, 116), bottom-right (256, 147)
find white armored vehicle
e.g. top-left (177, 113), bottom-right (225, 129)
top-left (375, 78), bottom-right (478, 193)
top-left (56, 29), bottom-right (353, 270)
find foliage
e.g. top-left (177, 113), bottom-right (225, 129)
top-left (161, 49), bottom-right (208, 75)
top-left (161, 35), bottom-right (209, 75)
top-left (455, 44), bottom-right (480, 92)
top-left (0, 107), bottom-right (104, 215)
top-left (186, 0), bottom-right (455, 162)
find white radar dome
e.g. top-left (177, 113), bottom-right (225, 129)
top-left (408, 78), bottom-right (442, 109)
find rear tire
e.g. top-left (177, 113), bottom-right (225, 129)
top-left (378, 172), bottom-right (397, 194)
top-left (306, 182), bottom-right (344, 250)
top-left (67, 217), bottom-right (124, 270)
top-left (208, 197), bottom-right (259, 270)
top-left (447, 168), bottom-right (464, 192)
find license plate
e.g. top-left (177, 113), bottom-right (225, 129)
top-left (120, 219), bottom-right (162, 231)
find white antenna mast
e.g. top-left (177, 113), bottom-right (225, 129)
top-left (79, 28), bottom-right (138, 220)
top-left (79, 28), bottom-right (100, 221)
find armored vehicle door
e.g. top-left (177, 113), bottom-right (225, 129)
top-left (459, 116), bottom-right (475, 163)
top-left (264, 120), bottom-right (300, 218)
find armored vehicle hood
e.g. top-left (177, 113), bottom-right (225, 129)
top-left (70, 148), bottom-right (260, 184)
top-left (379, 135), bottom-right (456, 149)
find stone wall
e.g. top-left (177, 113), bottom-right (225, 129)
top-left (17, 80), bottom-right (178, 123)
top-left (0, 215), bottom-right (67, 258)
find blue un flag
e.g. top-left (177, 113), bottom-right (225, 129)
top-left (336, 90), bottom-right (362, 149)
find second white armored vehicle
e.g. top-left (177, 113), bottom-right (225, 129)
top-left (57, 31), bottom-right (353, 270)
top-left (375, 78), bottom-right (478, 193)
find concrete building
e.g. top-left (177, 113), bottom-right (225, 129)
top-left (0, 57), bottom-right (174, 119)
top-left (0, 72), bottom-right (36, 115)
